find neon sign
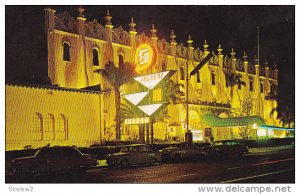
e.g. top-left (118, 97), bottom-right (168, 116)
top-left (135, 44), bottom-right (157, 72)
top-left (134, 71), bottom-right (170, 89)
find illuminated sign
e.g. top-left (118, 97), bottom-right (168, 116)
top-left (134, 71), bottom-right (170, 89)
top-left (135, 44), bottom-right (157, 72)
top-left (124, 117), bottom-right (150, 125)
top-left (257, 129), bottom-right (267, 137)
top-left (191, 130), bottom-right (203, 142)
top-left (138, 104), bottom-right (163, 116)
top-left (123, 92), bottom-right (149, 106)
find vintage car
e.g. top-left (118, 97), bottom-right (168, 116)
top-left (211, 140), bottom-right (249, 158)
top-left (105, 144), bottom-right (161, 168)
top-left (10, 146), bottom-right (98, 177)
top-left (160, 142), bottom-right (210, 162)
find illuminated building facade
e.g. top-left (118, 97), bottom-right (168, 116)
top-left (5, 7), bottom-right (291, 150)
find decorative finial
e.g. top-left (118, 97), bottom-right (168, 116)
top-left (230, 48), bottom-right (236, 59)
top-left (150, 24), bottom-right (157, 38)
top-left (105, 10), bottom-right (112, 25)
top-left (129, 17), bottom-right (136, 31)
top-left (187, 35), bottom-right (193, 48)
top-left (203, 40), bottom-right (209, 51)
top-left (217, 44), bottom-right (223, 55)
top-left (170, 29), bottom-right (176, 43)
top-left (243, 51), bottom-right (248, 61)
top-left (264, 59), bottom-right (269, 66)
top-left (273, 62), bottom-right (278, 70)
top-left (77, 6), bottom-right (85, 17)
top-left (254, 55), bottom-right (259, 65)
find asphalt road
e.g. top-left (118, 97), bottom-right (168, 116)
top-left (6, 148), bottom-right (294, 183)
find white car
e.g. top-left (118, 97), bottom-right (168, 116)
top-left (105, 144), bottom-right (161, 168)
top-left (160, 143), bottom-right (209, 161)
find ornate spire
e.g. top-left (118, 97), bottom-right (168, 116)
top-left (273, 62), bottom-right (278, 70)
top-left (104, 10), bottom-right (112, 25)
top-left (170, 29), bottom-right (176, 43)
top-left (264, 59), bottom-right (269, 66)
top-left (187, 35), bottom-right (193, 48)
top-left (150, 24), bottom-right (157, 38)
top-left (77, 6), bottom-right (85, 17)
top-left (217, 44), bottom-right (223, 55)
top-left (243, 51), bottom-right (248, 62)
top-left (254, 54), bottom-right (258, 64)
top-left (203, 40), bottom-right (209, 51)
top-left (230, 48), bottom-right (236, 59)
top-left (129, 17), bottom-right (136, 31)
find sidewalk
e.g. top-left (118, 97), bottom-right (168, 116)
top-left (248, 145), bottom-right (294, 155)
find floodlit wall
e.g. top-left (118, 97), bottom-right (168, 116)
top-left (44, 8), bottom-right (281, 143)
top-left (5, 85), bottom-right (103, 151)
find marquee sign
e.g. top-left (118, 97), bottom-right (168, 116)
top-left (138, 104), bottom-right (163, 116)
top-left (135, 44), bottom-right (157, 72)
top-left (123, 92), bottom-right (149, 106)
top-left (134, 71), bottom-right (170, 89)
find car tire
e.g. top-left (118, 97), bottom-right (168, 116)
top-left (150, 158), bottom-right (156, 165)
top-left (174, 154), bottom-right (182, 162)
top-left (29, 165), bottom-right (41, 177)
top-left (120, 159), bottom-right (129, 168)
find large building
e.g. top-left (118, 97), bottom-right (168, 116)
top-left (5, 7), bottom-right (293, 150)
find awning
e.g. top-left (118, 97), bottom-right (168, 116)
top-left (259, 125), bottom-right (295, 131)
top-left (200, 113), bottom-right (265, 127)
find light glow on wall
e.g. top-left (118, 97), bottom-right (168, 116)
top-left (138, 104), bottom-right (163, 116)
top-left (123, 92), bottom-right (149, 105)
top-left (257, 129), bottom-right (267, 137)
top-left (134, 71), bottom-right (170, 89)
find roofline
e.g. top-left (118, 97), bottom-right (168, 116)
top-left (6, 83), bottom-right (103, 94)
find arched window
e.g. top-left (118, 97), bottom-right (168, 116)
top-left (260, 81), bottom-right (264, 93)
top-left (93, 48), bottom-right (99, 66)
top-left (180, 67), bottom-right (185, 80)
top-left (211, 72), bottom-right (215, 85)
top-left (119, 53), bottom-right (124, 66)
top-left (32, 112), bottom-right (43, 141)
top-left (63, 42), bottom-right (70, 61)
top-left (196, 71), bottom-right (201, 83)
top-left (57, 114), bottom-right (68, 140)
top-left (44, 113), bottom-right (55, 141)
top-left (250, 79), bottom-right (253, 92)
top-left (162, 63), bottom-right (167, 71)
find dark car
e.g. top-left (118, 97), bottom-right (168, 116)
top-left (105, 144), bottom-right (161, 168)
top-left (160, 142), bottom-right (209, 162)
top-left (210, 140), bottom-right (249, 158)
top-left (10, 146), bottom-right (98, 177)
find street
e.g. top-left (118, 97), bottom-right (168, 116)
top-left (6, 148), bottom-right (294, 183)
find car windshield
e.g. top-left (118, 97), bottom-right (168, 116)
top-left (120, 146), bottom-right (138, 152)
top-left (213, 141), bottom-right (224, 146)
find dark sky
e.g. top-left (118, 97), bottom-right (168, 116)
top-left (5, 5), bottom-right (295, 111)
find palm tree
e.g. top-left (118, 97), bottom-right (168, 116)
top-left (226, 72), bottom-right (246, 99)
top-left (270, 105), bottom-right (294, 128)
top-left (96, 61), bottom-right (136, 140)
top-left (267, 85), bottom-right (294, 128)
top-left (164, 79), bottom-right (185, 105)
top-left (265, 84), bottom-right (279, 101)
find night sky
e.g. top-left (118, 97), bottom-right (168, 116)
top-left (5, 5), bottom-right (295, 112)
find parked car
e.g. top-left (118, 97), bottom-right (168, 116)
top-left (210, 140), bottom-right (249, 158)
top-left (10, 146), bottom-right (98, 177)
top-left (105, 144), bottom-right (161, 168)
top-left (160, 142), bottom-right (210, 162)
